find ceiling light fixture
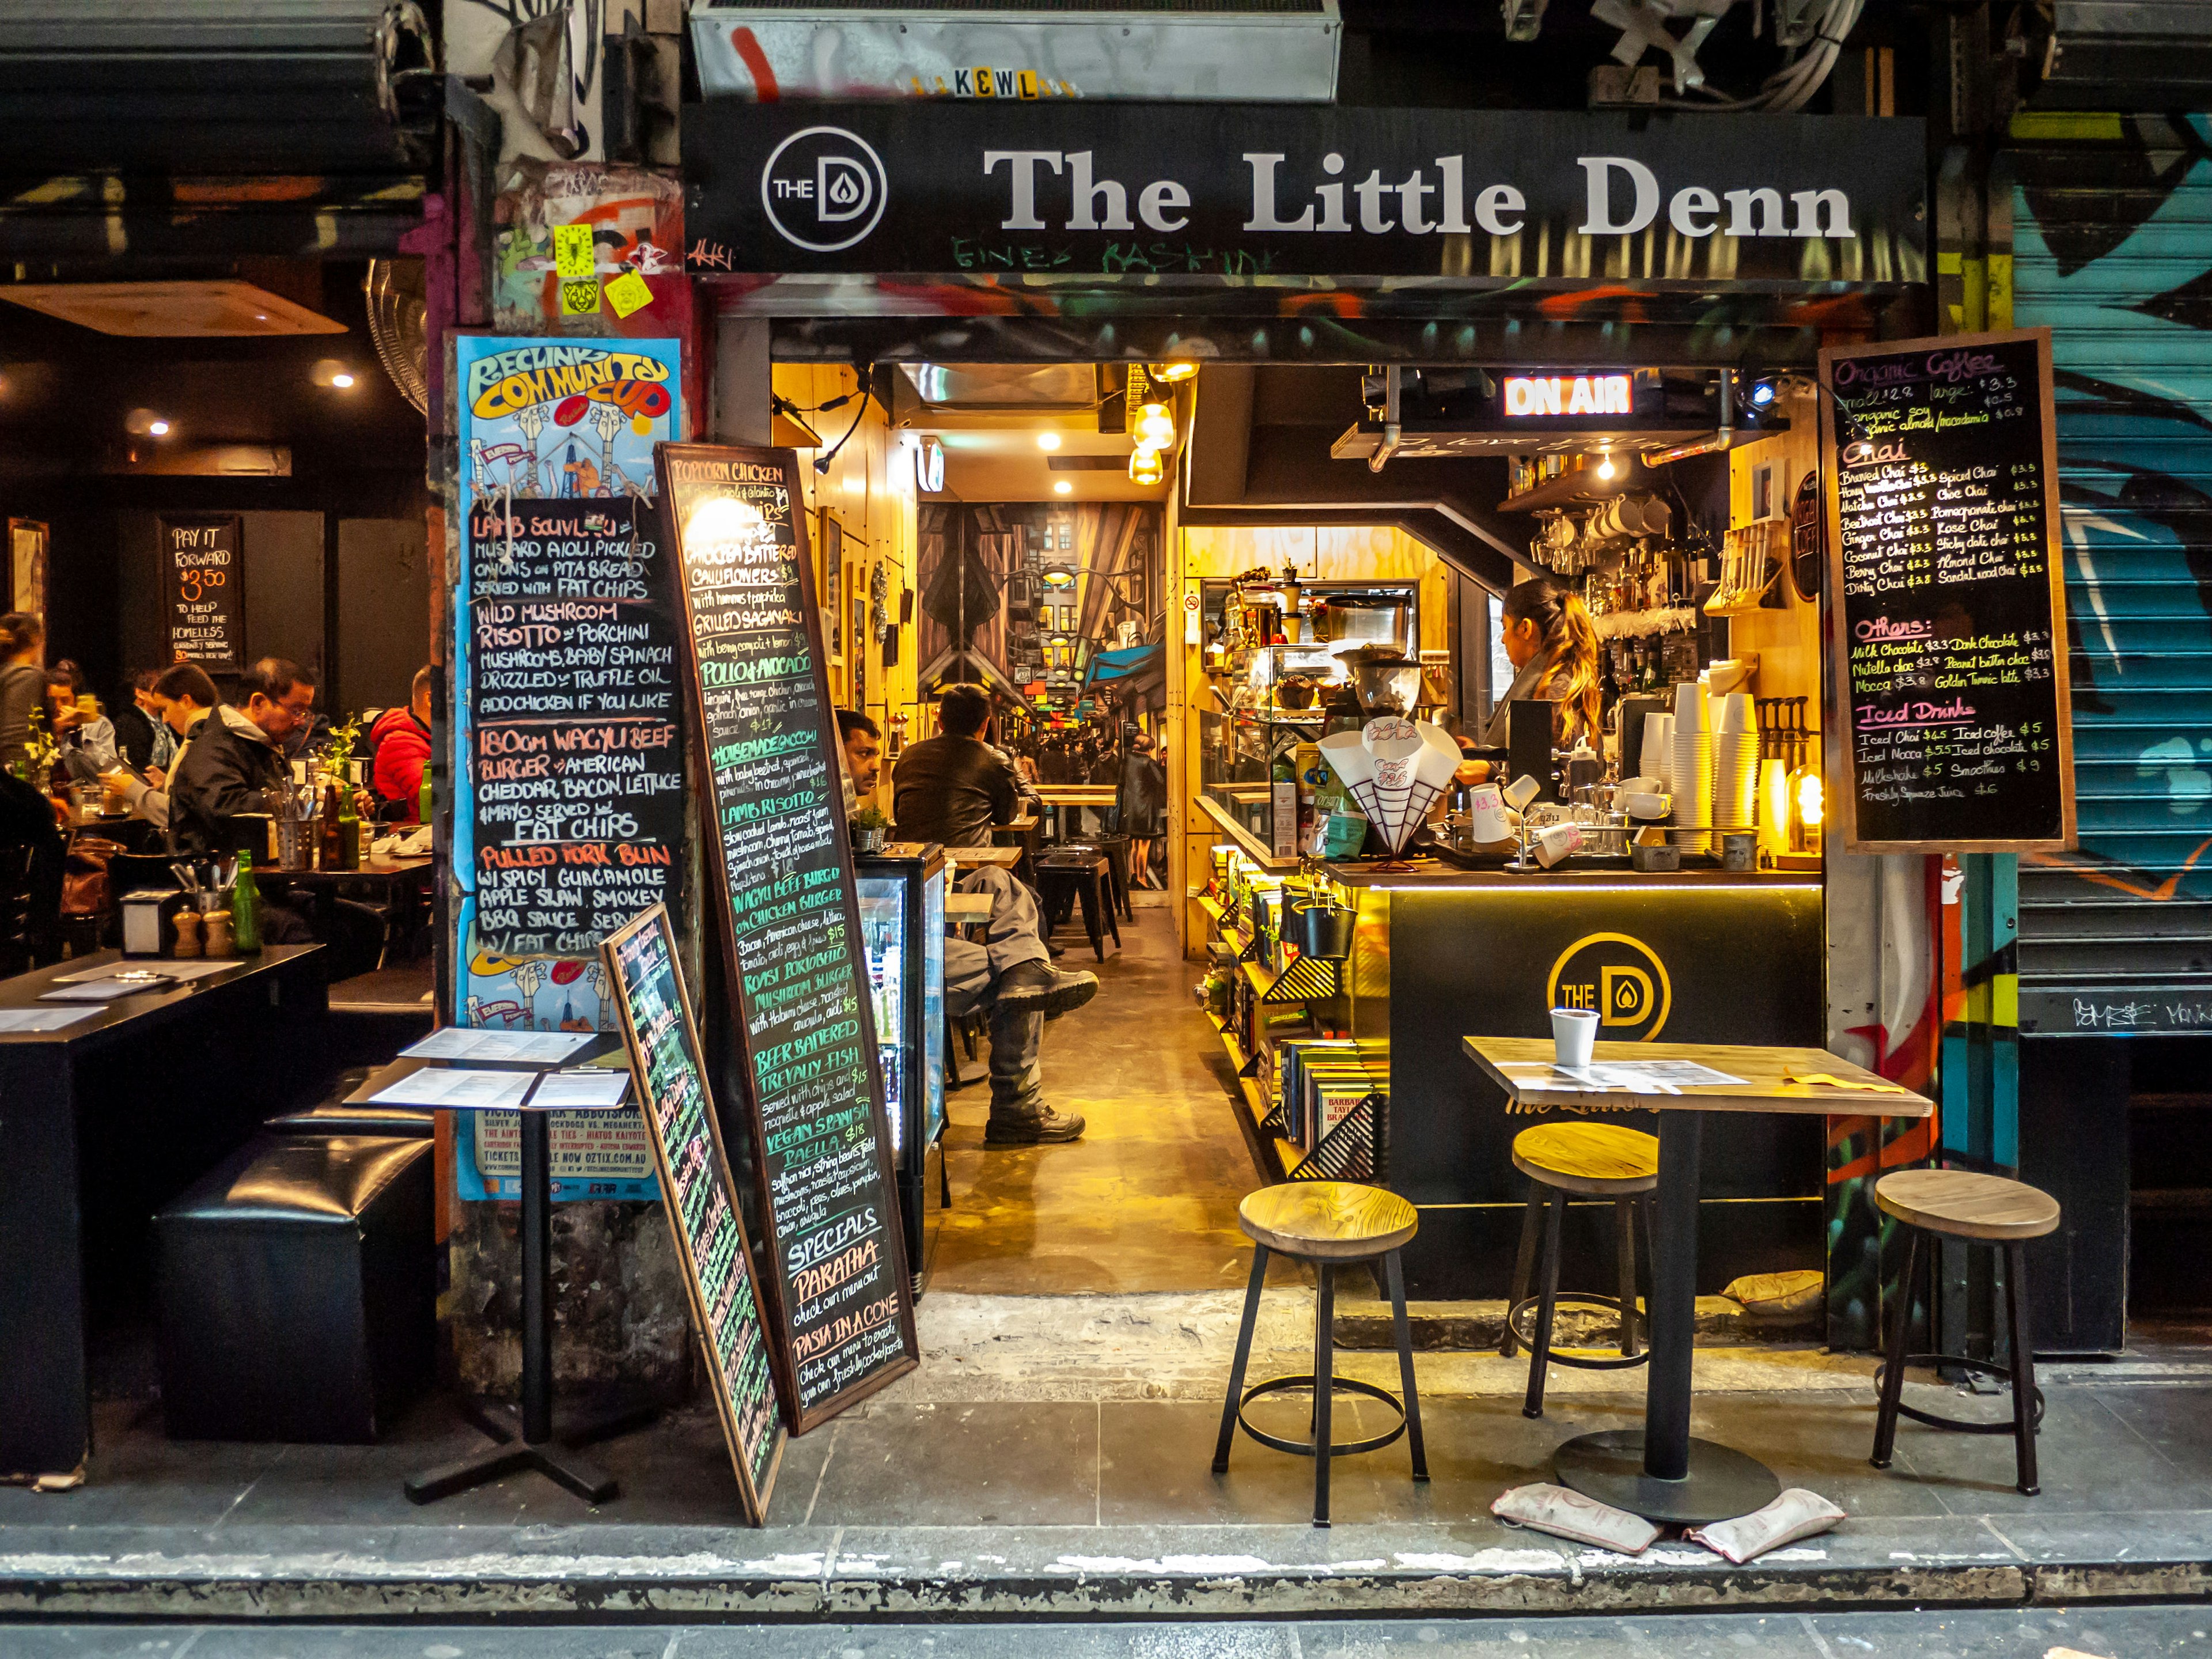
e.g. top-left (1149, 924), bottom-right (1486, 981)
top-left (1053, 479), bottom-right (1073, 494)
top-left (148, 419), bottom-right (172, 437)
top-left (331, 372), bottom-right (357, 389)
top-left (1128, 447), bottom-right (1165, 486)
top-left (1036, 431), bottom-right (1062, 451)
top-left (1596, 452), bottom-right (1616, 480)
top-left (1148, 360), bottom-right (1200, 384)
top-left (1134, 401), bottom-right (1176, 450)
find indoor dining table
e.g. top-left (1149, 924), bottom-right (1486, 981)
top-left (1462, 1036), bottom-right (1934, 1524)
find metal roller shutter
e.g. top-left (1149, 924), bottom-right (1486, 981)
top-left (2012, 112), bottom-right (2212, 1034)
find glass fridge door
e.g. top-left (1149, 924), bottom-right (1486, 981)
top-left (857, 872), bottom-right (906, 1162)
top-left (922, 866), bottom-right (946, 1155)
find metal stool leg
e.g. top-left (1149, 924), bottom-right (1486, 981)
top-left (1213, 1244), bottom-right (1268, 1473)
top-left (2006, 1241), bottom-right (2041, 1497)
top-left (1523, 1186), bottom-right (1564, 1420)
top-left (1615, 1196), bottom-right (1640, 1358)
top-left (1387, 1248), bottom-right (1428, 1482)
top-left (1313, 1260), bottom-right (1335, 1528)
top-left (1870, 1227), bottom-right (1922, 1469)
top-left (1502, 1187), bottom-right (1543, 1359)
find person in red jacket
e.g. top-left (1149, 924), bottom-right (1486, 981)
top-left (370, 665), bottom-right (434, 821)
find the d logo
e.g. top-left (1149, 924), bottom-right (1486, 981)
top-left (1547, 933), bottom-right (1672, 1041)
top-left (760, 126), bottom-right (889, 253)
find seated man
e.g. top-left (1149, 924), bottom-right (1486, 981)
top-left (370, 665), bottom-right (434, 821)
top-left (888, 683), bottom-right (1025, 848)
top-left (167, 657), bottom-right (315, 858)
top-left (105, 662), bottom-right (217, 835)
top-left (842, 707), bottom-right (1093, 1146)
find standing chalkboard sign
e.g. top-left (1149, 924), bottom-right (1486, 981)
top-left (655, 442), bottom-right (919, 1433)
top-left (603, 904), bottom-right (785, 1522)
top-left (157, 514), bottom-right (247, 670)
top-left (1819, 327), bottom-right (2076, 853)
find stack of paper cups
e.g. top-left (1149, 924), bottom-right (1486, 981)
top-left (1669, 683), bottom-right (1713, 853)
top-left (1639, 712), bottom-right (1675, 793)
top-left (1712, 693), bottom-right (1759, 840)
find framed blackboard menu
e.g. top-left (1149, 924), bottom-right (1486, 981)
top-left (1819, 327), bottom-right (2076, 853)
top-left (464, 495), bottom-right (687, 960)
top-left (603, 904), bottom-right (784, 1522)
top-left (655, 442), bottom-right (919, 1434)
top-left (157, 514), bottom-right (246, 670)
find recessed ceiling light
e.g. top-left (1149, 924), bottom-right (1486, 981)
top-left (1036, 431), bottom-right (1062, 451)
top-left (147, 419), bottom-right (171, 437)
top-left (1052, 480), bottom-right (1073, 494)
top-left (331, 372), bottom-right (356, 389)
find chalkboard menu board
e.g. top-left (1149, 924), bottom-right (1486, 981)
top-left (465, 495), bottom-right (687, 959)
top-left (1819, 327), bottom-right (2076, 853)
top-left (603, 904), bottom-right (784, 1522)
top-left (157, 514), bottom-right (246, 669)
top-left (656, 442), bottom-right (919, 1433)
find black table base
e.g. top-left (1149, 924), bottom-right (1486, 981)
top-left (1552, 1428), bottom-right (1781, 1526)
top-left (406, 1105), bottom-right (657, 1507)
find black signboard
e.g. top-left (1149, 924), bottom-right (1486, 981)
top-left (464, 495), bottom-right (687, 957)
top-left (603, 904), bottom-right (784, 1522)
top-left (1819, 327), bottom-right (2076, 853)
top-left (157, 514), bottom-right (246, 669)
top-left (655, 442), bottom-right (919, 1433)
top-left (684, 104), bottom-right (1925, 287)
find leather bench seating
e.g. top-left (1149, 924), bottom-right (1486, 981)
top-left (154, 1133), bottom-right (435, 1442)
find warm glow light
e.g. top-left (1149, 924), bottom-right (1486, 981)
top-left (1134, 401), bottom-right (1176, 449)
top-left (1149, 360), bottom-right (1200, 384)
top-left (1053, 479), bottom-right (1073, 494)
top-left (1596, 453), bottom-right (1616, 480)
top-left (683, 497), bottom-right (767, 547)
top-left (331, 372), bottom-right (356, 389)
top-left (1796, 772), bottom-right (1823, 827)
top-left (1036, 431), bottom-right (1062, 451)
top-left (1128, 446), bottom-right (1165, 486)
top-left (148, 419), bottom-right (172, 437)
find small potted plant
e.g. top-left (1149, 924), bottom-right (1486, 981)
top-left (849, 804), bottom-right (890, 854)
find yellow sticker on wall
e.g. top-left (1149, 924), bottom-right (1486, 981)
top-left (559, 277), bottom-right (601, 316)
top-left (552, 222), bottom-right (596, 280)
top-left (604, 269), bottom-right (653, 319)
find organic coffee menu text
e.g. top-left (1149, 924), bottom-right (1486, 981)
top-left (657, 444), bottom-right (917, 1430)
top-left (1821, 329), bottom-right (2074, 850)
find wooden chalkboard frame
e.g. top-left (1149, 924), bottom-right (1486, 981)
top-left (1818, 325), bottom-right (2077, 854)
top-left (655, 441), bottom-right (921, 1435)
top-left (156, 513), bottom-right (248, 671)
top-left (602, 903), bottom-right (786, 1523)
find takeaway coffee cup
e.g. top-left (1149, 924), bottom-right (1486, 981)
top-left (1552, 1007), bottom-right (1599, 1070)
top-left (1467, 783), bottom-right (1512, 843)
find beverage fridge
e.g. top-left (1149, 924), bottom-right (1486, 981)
top-left (855, 844), bottom-right (948, 1298)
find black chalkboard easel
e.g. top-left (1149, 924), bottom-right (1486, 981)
top-left (656, 441), bottom-right (919, 1436)
top-left (1819, 327), bottom-right (2077, 853)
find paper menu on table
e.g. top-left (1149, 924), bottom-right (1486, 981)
top-left (39, 975), bottom-right (174, 1003)
top-left (54, 959), bottom-right (237, 984)
top-left (369, 1067), bottom-right (536, 1109)
top-left (1502, 1060), bottom-right (1747, 1095)
top-left (528, 1070), bottom-right (633, 1109)
top-left (399, 1028), bottom-right (596, 1064)
top-left (0, 1007), bottom-right (103, 1032)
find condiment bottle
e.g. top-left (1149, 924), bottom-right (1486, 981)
top-left (202, 908), bottom-right (235, 959)
top-left (172, 911), bottom-right (204, 959)
top-left (230, 850), bottom-right (263, 955)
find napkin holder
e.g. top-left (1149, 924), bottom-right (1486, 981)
top-left (121, 888), bottom-right (188, 958)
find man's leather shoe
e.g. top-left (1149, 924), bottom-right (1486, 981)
top-left (984, 1104), bottom-right (1086, 1145)
top-left (992, 960), bottom-right (1099, 1020)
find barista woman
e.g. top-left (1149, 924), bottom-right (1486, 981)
top-left (1463, 575), bottom-right (1603, 782)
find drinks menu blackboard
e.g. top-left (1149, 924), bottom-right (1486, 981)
top-left (157, 515), bottom-right (245, 670)
top-left (603, 904), bottom-right (783, 1522)
top-left (1819, 327), bottom-right (2077, 853)
top-left (465, 495), bottom-right (687, 958)
top-left (655, 442), bottom-right (919, 1433)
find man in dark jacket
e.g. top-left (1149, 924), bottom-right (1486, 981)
top-left (167, 657), bottom-right (314, 857)
top-left (891, 683), bottom-right (1026, 848)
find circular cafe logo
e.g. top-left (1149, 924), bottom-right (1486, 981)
top-left (1546, 932), bottom-right (1672, 1041)
top-left (760, 126), bottom-right (888, 253)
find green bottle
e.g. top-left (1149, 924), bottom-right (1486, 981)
top-left (338, 787), bottom-right (361, 871)
top-left (230, 849), bottom-right (263, 955)
top-left (417, 759), bottom-right (433, 827)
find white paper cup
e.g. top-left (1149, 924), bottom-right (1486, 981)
top-left (1502, 773), bottom-right (1542, 811)
top-left (1673, 680), bottom-right (1708, 725)
top-left (1553, 1007), bottom-right (1599, 1069)
top-left (1467, 783), bottom-right (1512, 843)
top-left (1717, 691), bottom-right (1754, 734)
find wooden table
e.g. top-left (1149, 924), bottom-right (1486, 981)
top-left (1033, 786), bottom-right (1118, 808)
top-left (944, 844), bottom-right (1023, 870)
top-left (1462, 1036), bottom-right (1933, 1524)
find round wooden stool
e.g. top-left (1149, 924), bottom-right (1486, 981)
top-left (1870, 1168), bottom-right (2061, 1497)
top-left (1501, 1122), bottom-right (1660, 1420)
top-left (1213, 1180), bottom-right (1427, 1528)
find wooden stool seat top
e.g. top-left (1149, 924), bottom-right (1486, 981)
top-left (1512, 1123), bottom-right (1660, 1196)
top-left (1239, 1181), bottom-right (1418, 1260)
top-left (1874, 1169), bottom-right (2060, 1241)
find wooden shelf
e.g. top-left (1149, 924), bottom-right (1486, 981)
top-left (1196, 794), bottom-right (1298, 872)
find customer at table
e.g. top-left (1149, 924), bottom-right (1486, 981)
top-left (370, 665), bottom-right (434, 820)
top-left (165, 657), bottom-right (314, 857)
top-left (844, 706), bottom-right (1093, 1145)
top-left (114, 668), bottom-right (177, 775)
top-left (44, 664), bottom-right (120, 781)
top-left (1465, 574), bottom-right (1604, 779)
top-left (104, 663), bottom-right (217, 833)
top-left (0, 612), bottom-right (46, 778)
top-left (891, 684), bottom-right (1029, 849)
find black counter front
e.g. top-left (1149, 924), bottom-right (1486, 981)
top-left (1329, 866), bottom-right (1824, 1300)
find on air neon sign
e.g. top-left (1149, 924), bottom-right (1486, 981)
top-left (1503, 374), bottom-right (1633, 417)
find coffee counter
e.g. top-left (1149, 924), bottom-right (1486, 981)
top-left (1205, 854), bottom-right (1823, 1300)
